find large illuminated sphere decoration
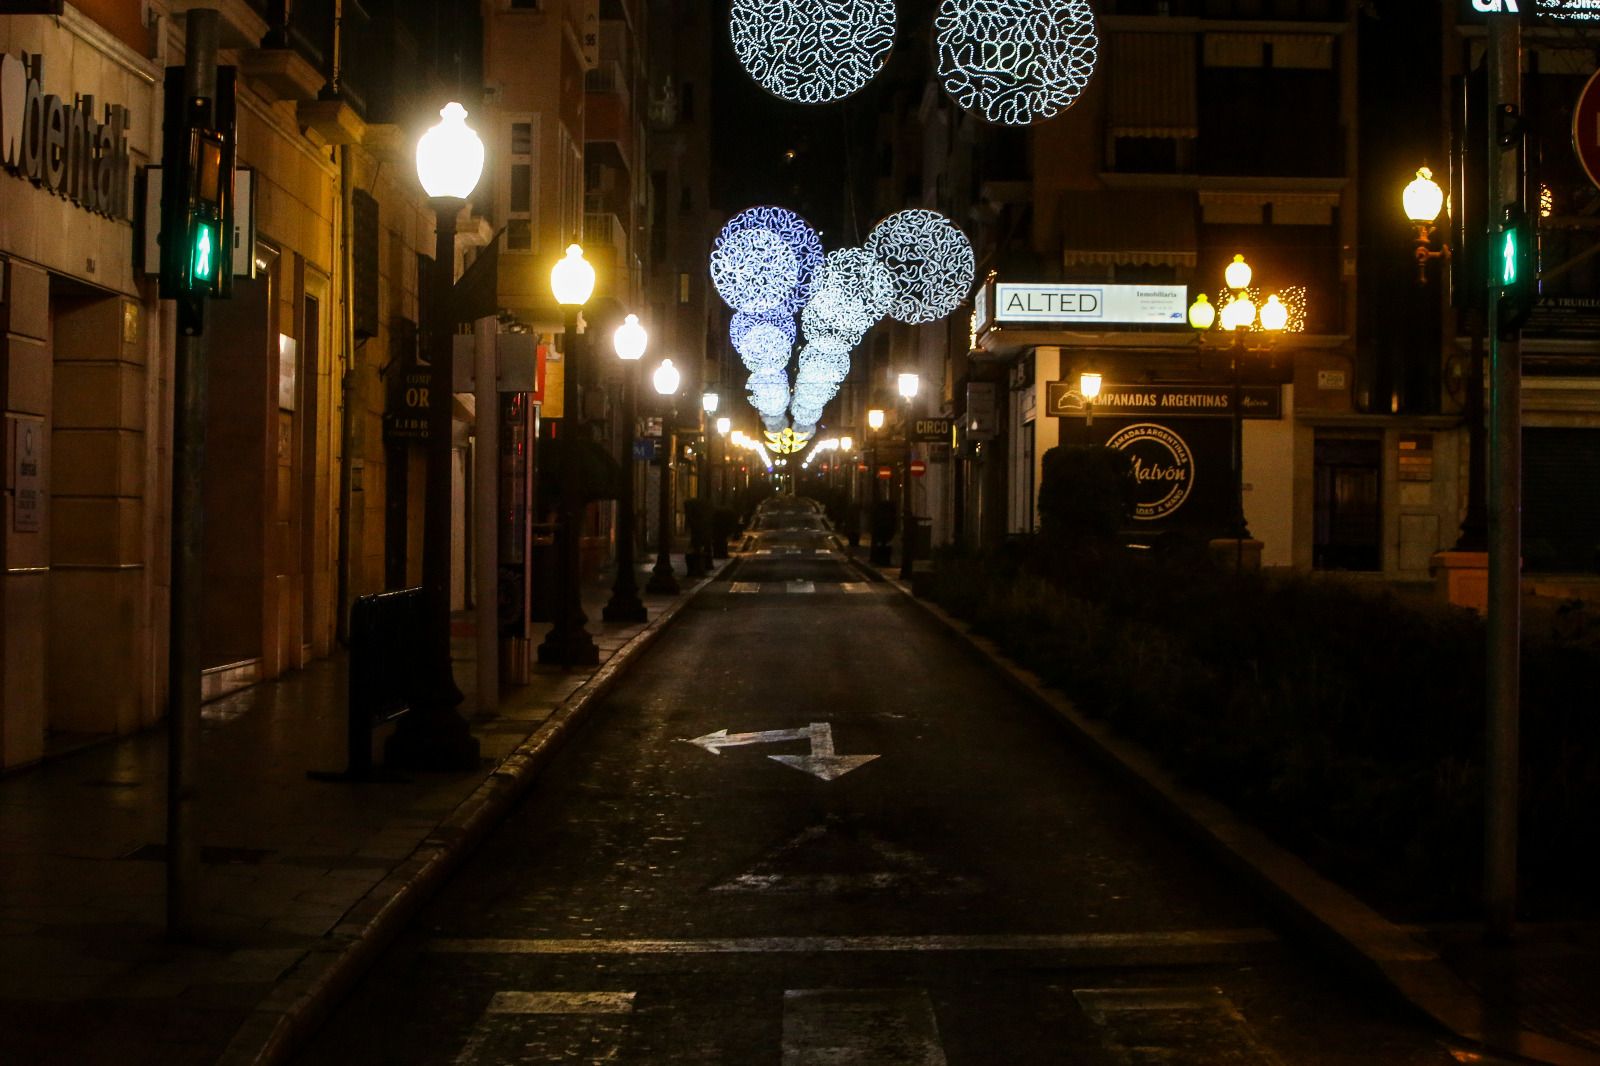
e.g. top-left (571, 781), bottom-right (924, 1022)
top-left (866, 209), bottom-right (976, 324)
top-left (731, 308), bottom-right (797, 348)
top-left (798, 344), bottom-right (852, 384)
top-left (712, 207), bottom-right (824, 313)
top-left (730, 0), bottom-right (896, 104)
top-left (747, 370), bottom-right (792, 418)
top-left (732, 322), bottom-right (795, 372)
top-left (935, 0), bottom-right (1098, 126)
top-left (818, 248), bottom-right (894, 327)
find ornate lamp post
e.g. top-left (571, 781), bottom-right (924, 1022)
top-left (687, 391), bottom-right (719, 576)
top-left (648, 358), bottom-right (682, 594)
top-left (388, 102), bottom-right (484, 770)
top-left (867, 406), bottom-right (886, 564)
top-left (603, 313), bottom-right (648, 624)
top-left (537, 244), bottom-right (600, 666)
top-left (1078, 370), bottom-right (1102, 435)
top-left (1189, 254), bottom-right (1284, 554)
top-left (897, 372), bottom-right (920, 580)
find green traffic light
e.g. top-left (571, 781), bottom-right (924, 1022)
top-left (192, 222), bottom-right (216, 283)
top-left (1501, 228), bottom-right (1517, 286)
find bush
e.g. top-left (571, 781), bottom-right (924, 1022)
top-left (1037, 445), bottom-right (1135, 548)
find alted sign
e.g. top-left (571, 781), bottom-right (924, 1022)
top-left (0, 53), bottom-right (133, 220)
top-left (994, 283), bottom-right (1189, 327)
top-left (1046, 382), bottom-right (1282, 420)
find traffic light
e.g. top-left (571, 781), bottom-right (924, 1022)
top-left (159, 65), bottom-right (236, 336)
top-left (1495, 204), bottom-right (1537, 337)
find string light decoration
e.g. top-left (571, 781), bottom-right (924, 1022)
top-left (731, 307), bottom-right (797, 348)
top-left (934, 0), bottom-right (1098, 126)
top-left (815, 248), bottom-right (894, 331)
top-left (730, 0), bottom-right (896, 104)
top-left (710, 226), bottom-right (798, 313)
top-left (1210, 284), bottom-right (1309, 334)
top-left (797, 344), bottom-right (852, 384)
top-left (711, 207), bottom-right (825, 314)
top-left (732, 320), bottom-right (796, 372)
top-left (866, 208), bottom-right (976, 324)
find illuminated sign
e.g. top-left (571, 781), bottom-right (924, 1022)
top-left (1460, 0), bottom-right (1600, 19)
top-left (0, 52), bottom-right (132, 219)
top-left (1046, 382), bottom-right (1282, 420)
top-left (993, 283), bottom-right (1189, 327)
top-left (1104, 423), bottom-right (1195, 521)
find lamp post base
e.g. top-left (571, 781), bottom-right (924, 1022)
top-left (384, 702), bottom-right (481, 772)
top-left (646, 560), bottom-right (680, 595)
top-left (536, 625), bottom-right (600, 667)
top-left (602, 586), bottom-right (648, 624)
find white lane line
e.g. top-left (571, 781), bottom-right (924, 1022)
top-left (488, 991), bottom-right (636, 1014)
top-left (1073, 986), bottom-right (1278, 1064)
top-left (782, 989), bottom-right (947, 1066)
top-left (424, 928), bottom-right (1278, 956)
top-left (454, 990), bottom-right (635, 1064)
top-left (755, 549), bottom-right (774, 555)
top-left (730, 582), bottom-right (761, 593)
top-left (839, 582), bottom-right (871, 594)
top-left (787, 581), bottom-right (815, 593)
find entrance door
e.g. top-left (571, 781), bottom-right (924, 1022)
top-left (1313, 436), bottom-right (1381, 571)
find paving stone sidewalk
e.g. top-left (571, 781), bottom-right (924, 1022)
top-left (0, 560), bottom-right (716, 1066)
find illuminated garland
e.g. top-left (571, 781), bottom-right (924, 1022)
top-left (730, 0), bottom-right (896, 104)
top-left (712, 207), bottom-right (824, 315)
top-left (813, 248), bottom-right (894, 333)
top-left (797, 344), bottom-right (852, 384)
top-left (866, 208), bottom-right (976, 324)
top-left (934, 0), bottom-right (1098, 126)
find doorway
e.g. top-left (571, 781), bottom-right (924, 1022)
top-left (1313, 436), bottom-right (1381, 571)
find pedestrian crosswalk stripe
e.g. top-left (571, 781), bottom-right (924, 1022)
top-left (787, 581), bottom-right (815, 593)
top-left (783, 988), bottom-right (946, 1065)
top-left (1073, 987), bottom-right (1275, 1063)
top-left (487, 991), bottom-right (635, 1015)
top-left (839, 583), bottom-right (870, 593)
top-left (731, 582), bottom-right (761, 593)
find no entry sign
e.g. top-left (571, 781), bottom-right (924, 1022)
top-left (910, 460), bottom-right (927, 478)
top-left (877, 465), bottom-right (893, 480)
top-left (1575, 69), bottom-right (1600, 191)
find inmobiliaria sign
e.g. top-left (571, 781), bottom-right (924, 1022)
top-left (0, 53), bottom-right (133, 221)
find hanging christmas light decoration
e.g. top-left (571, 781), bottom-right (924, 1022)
top-left (732, 319), bottom-right (795, 372)
top-left (797, 344), bottom-right (853, 384)
top-left (934, 0), bottom-right (1098, 126)
top-left (730, 0), bottom-right (897, 104)
top-left (731, 307), bottom-right (797, 348)
top-left (815, 247), bottom-right (894, 331)
top-left (710, 226), bottom-right (799, 313)
top-left (711, 207), bottom-right (824, 314)
top-left (866, 208), bottom-right (976, 324)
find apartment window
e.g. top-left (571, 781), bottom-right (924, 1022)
top-left (505, 117), bottom-right (536, 251)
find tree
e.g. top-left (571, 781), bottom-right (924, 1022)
top-left (1037, 445), bottom-right (1136, 547)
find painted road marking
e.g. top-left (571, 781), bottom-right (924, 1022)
top-left (782, 989), bottom-right (946, 1066)
top-left (755, 549), bottom-right (774, 555)
top-left (1073, 986), bottom-right (1278, 1064)
top-left (839, 582), bottom-right (871, 593)
top-left (454, 990), bottom-right (635, 1064)
top-left (712, 821), bottom-right (978, 896)
top-left (730, 582), bottom-right (761, 593)
top-left (680, 721), bottom-right (879, 780)
top-left (787, 581), bottom-right (816, 593)
top-left (424, 928), bottom-right (1279, 957)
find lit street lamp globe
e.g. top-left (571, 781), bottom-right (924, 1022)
top-left (1188, 293), bottom-right (1216, 331)
top-left (1224, 253), bottom-right (1253, 292)
top-left (415, 102), bottom-right (484, 200)
top-left (898, 372), bottom-right (920, 400)
top-left (1403, 166), bottom-right (1445, 224)
top-left (613, 313), bottom-right (648, 361)
top-left (703, 391), bottom-right (720, 414)
top-left (1078, 370), bottom-right (1102, 402)
top-left (867, 408), bottom-right (885, 430)
top-left (1221, 294), bottom-right (1256, 332)
top-left (717, 416), bottom-right (732, 435)
top-left (1259, 293), bottom-right (1289, 333)
top-left (653, 358), bottom-right (682, 397)
top-left (550, 244), bottom-right (595, 307)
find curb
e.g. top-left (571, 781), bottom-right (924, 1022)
top-left (219, 575), bottom-right (716, 1066)
top-left (886, 574), bottom-right (1600, 1066)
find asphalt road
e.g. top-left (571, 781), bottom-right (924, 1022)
top-left (296, 545), bottom-right (1470, 1065)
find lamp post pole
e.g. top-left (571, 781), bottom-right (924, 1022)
top-left (539, 302), bottom-right (601, 665)
top-left (603, 317), bottom-right (646, 624)
top-left (648, 361), bottom-right (681, 594)
top-left (388, 100), bottom-right (486, 772)
top-left (898, 376), bottom-right (919, 581)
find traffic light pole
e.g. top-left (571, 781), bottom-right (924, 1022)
top-left (165, 8), bottom-right (217, 943)
top-left (1485, 14), bottom-right (1522, 945)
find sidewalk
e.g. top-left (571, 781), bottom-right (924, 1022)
top-left (882, 564), bottom-right (1600, 1066)
top-left (0, 558), bottom-right (719, 1066)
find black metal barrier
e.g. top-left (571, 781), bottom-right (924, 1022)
top-left (309, 587), bottom-right (425, 782)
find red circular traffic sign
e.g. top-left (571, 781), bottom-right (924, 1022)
top-left (1574, 69), bottom-right (1600, 191)
top-left (910, 460), bottom-right (927, 478)
top-left (876, 465), bottom-right (893, 480)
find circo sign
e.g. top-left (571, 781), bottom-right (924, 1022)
top-left (1104, 423), bottom-right (1194, 521)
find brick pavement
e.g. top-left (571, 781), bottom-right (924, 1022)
top-left (0, 560), bottom-right (716, 1066)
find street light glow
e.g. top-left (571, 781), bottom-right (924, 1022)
top-left (613, 314), bottom-right (647, 361)
top-left (840, 435), bottom-right (853, 451)
top-left (1259, 294), bottom-right (1289, 333)
top-left (898, 373), bottom-right (920, 400)
top-left (1188, 293), bottom-right (1216, 331)
top-left (1221, 294), bottom-right (1256, 332)
top-left (653, 358), bottom-right (681, 396)
top-left (550, 244), bottom-right (595, 306)
top-left (415, 102), bottom-right (484, 200)
top-left (1403, 167), bottom-right (1445, 224)
top-left (867, 408), bottom-right (885, 430)
top-left (1078, 371), bottom-right (1102, 402)
top-left (703, 391), bottom-right (720, 414)
top-left (1224, 254), bottom-right (1253, 292)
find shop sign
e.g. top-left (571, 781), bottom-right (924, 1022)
top-left (1459, 0), bottom-right (1600, 21)
top-left (0, 53), bottom-right (133, 220)
top-left (993, 283), bottom-right (1188, 327)
top-left (1104, 423), bottom-right (1195, 521)
top-left (1525, 295), bottom-right (1600, 339)
top-left (913, 417), bottom-right (953, 442)
top-left (10, 415), bottom-right (42, 533)
top-left (1046, 382), bottom-right (1281, 419)
top-left (1398, 433), bottom-right (1434, 482)
top-left (383, 366), bottom-right (432, 442)
top-left (965, 381), bottom-right (998, 439)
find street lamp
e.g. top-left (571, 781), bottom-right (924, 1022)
top-left (898, 373), bottom-right (920, 580)
top-left (648, 358), bottom-right (682, 595)
top-left (688, 391), bottom-right (720, 576)
top-left (388, 102), bottom-right (485, 770)
top-left (536, 243), bottom-right (600, 666)
top-left (602, 314), bottom-right (648, 624)
top-left (1404, 166), bottom-right (1450, 285)
top-left (865, 407), bottom-right (887, 562)
top-left (1190, 253), bottom-right (1285, 555)
top-left (1078, 370), bottom-right (1102, 429)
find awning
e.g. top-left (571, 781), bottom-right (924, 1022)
top-left (1060, 190), bottom-right (1197, 269)
top-left (1108, 33), bottom-right (1197, 138)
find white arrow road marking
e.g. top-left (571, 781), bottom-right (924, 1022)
top-left (679, 721), bottom-right (880, 780)
top-left (769, 721), bottom-right (880, 781)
